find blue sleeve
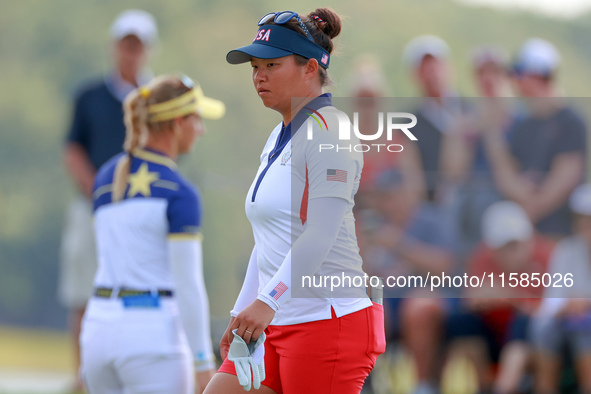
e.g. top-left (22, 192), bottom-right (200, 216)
top-left (66, 91), bottom-right (90, 150)
top-left (167, 184), bottom-right (202, 235)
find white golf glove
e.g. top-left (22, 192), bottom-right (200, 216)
top-left (228, 329), bottom-right (266, 391)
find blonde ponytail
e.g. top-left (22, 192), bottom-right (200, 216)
top-left (112, 89), bottom-right (149, 202)
top-left (111, 75), bottom-right (192, 203)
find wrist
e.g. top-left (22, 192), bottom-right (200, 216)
top-left (256, 294), bottom-right (279, 312)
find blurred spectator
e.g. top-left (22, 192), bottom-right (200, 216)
top-left (58, 9), bottom-right (157, 392)
top-left (347, 55), bottom-right (391, 193)
top-left (440, 45), bottom-right (515, 255)
top-left (445, 201), bottom-right (554, 393)
top-left (348, 54), bottom-right (389, 98)
top-left (347, 54), bottom-right (390, 211)
top-left (471, 46), bottom-right (512, 98)
top-left (530, 184), bottom-right (591, 393)
top-left (361, 169), bottom-right (456, 394)
top-left (347, 55), bottom-right (423, 217)
top-left (362, 169), bottom-right (456, 280)
top-left (483, 38), bottom-right (587, 239)
top-left (393, 35), bottom-right (468, 394)
top-left (402, 35), bottom-right (465, 204)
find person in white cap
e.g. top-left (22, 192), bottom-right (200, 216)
top-left (399, 35), bottom-right (465, 394)
top-left (401, 35), bottom-right (467, 204)
top-left (403, 35), bottom-right (451, 97)
top-left (444, 201), bottom-right (555, 393)
top-left (530, 183), bottom-right (591, 393)
top-left (58, 9), bottom-right (157, 392)
top-left (482, 38), bottom-right (587, 239)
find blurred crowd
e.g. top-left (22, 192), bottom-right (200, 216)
top-left (353, 36), bottom-right (591, 393)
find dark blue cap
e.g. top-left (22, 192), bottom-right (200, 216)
top-left (226, 24), bottom-right (330, 68)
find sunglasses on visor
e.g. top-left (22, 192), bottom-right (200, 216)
top-left (258, 11), bottom-right (314, 42)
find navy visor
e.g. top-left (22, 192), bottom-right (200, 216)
top-left (226, 24), bottom-right (330, 68)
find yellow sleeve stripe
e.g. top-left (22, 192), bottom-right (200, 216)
top-left (168, 233), bottom-right (204, 242)
top-left (93, 184), bottom-right (113, 200)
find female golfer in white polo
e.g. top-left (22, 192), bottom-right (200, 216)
top-left (204, 8), bottom-right (385, 394)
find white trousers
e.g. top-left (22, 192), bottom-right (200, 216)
top-left (80, 297), bottom-right (193, 394)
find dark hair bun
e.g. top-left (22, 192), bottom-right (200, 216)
top-left (309, 8), bottom-right (341, 40)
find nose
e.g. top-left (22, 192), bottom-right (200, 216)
top-left (253, 67), bottom-right (268, 84)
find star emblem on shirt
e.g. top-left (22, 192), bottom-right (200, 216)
top-left (127, 162), bottom-right (159, 198)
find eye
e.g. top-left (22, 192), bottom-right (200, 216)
top-left (267, 63), bottom-right (275, 67)
top-left (251, 65), bottom-right (258, 69)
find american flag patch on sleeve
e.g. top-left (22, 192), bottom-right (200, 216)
top-left (327, 169), bottom-right (347, 183)
top-left (269, 281), bottom-right (288, 300)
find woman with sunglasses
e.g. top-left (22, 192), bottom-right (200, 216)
top-left (80, 74), bottom-right (225, 393)
top-left (204, 8), bottom-right (385, 394)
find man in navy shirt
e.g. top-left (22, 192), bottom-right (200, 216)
top-left (58, 9), bottom-right (157, 391)
top-left (483, 39), bottom-right (587, 239)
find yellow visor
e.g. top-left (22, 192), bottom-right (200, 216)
top-left (147, 84), bottom-right (225, 122)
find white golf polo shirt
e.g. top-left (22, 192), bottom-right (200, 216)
top-left (245, 94), bottom-right (372, 326)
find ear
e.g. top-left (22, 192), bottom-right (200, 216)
top-left (304, 58), bottom-right (319, 82)
top-left (172, 117), bottom-right (184, 134)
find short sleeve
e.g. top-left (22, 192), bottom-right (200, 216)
top-left (167, 184), bottom-right (202, 236)
top-left (554, 109), bottom-right (587, 156)
top-left (65, 91), bottom-right (90, 150)
top-left (304, 110), bottom-right (360, 202)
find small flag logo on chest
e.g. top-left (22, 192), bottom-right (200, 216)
top-left (327, 169), bottom-right (347, 183)
top-left (281, 150), bottom-right (292, 165)
top-left (269, 281), bottom-right (288, 300)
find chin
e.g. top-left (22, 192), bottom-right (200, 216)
top-left (178, 145), bottom-right (193, 155)
top-left (259, 96), bottom-right (277, 109)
